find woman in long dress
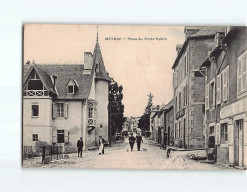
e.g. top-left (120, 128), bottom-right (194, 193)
top-left (98, 136), bottom-right (104, 155)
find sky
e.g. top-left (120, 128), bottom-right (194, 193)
top-left (24, 24), bottom-right (185, 117)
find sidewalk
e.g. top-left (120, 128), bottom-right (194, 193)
top-left (147, 139), bottom-right (204, 151)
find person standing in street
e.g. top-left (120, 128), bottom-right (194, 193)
top-left (77, 137), bottom-right (83, 158)
top-left (98, 136), bottom-right (105, 155)
top-left (128, 132), bottom-right (136, 152)
top-left (136, 133), bottom-right (143, 151)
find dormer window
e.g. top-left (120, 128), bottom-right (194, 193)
top-left (96, 63), bottom-right (100, 73)
top-left (67, 85), bottom-right (74, 94)
top-left (24, 70), bottom-right (48, 97)
top-left (67, 79), bottom-right (79, 94)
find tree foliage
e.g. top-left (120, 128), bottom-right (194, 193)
top-left (109, 78), bottom-right (125, 136)
top-left (138, 93), bottom-right (153, 136)
top-left (138, 114), bottom-right (150, 135)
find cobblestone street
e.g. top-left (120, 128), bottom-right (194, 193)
top-left (23, 139), bottom-right (234, 170)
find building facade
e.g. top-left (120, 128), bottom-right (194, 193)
top-left (163, 100), bottom-right (174, 146)
top-left (150, 105), bottom-right (161, 141)
top-left (202, 27), bottom-right (247, 168)
top-left (23, 38), bottom-right (111, 151)
top-left (172, 26), bottom-right (226, 148)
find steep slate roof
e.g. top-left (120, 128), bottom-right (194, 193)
top-left (93, 39), bottom-right (111, 82)
top-left (172, 26), bottom-right (226, 69)
top-left (23, 64), bottom-right (93, 100)
top-left (163, 99), bottom-right (174, 111)
top-left (23, 65), bottom-right (56, 94)
top-left (190, 26), bottom-right (226, 38)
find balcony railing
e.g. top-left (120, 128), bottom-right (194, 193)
top-left (88, 118), bottom-right (96, 126)
top-left (24, 90), bottom-right (48, 97)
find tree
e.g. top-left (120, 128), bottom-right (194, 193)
top-left (144, 93), bottom-right (154, 115)
top-left (138, 93), bottom-right (153, 137)
top-left (138, 114), bottom-right (150, 136)
top-left (109, 78), bottom-right (125, 140)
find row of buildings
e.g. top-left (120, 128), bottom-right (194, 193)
top-left (122, 116), bottom-right (141, 133)
top-left (150, 26), bottom-right (247, 169)
top-left (23, 35), bottom-right (111, 152)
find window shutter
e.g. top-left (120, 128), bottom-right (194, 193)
top-left (242, 56), bottom-right (247, 92)
top-left (226, 66), bottom-right (229, 100)
top-left (217, 74), bottom-right (221, 104)
top-left (206, 84), bottom-right (209, 110)
top-left (212, 80), bottom-right (215, 108)
top-left (216, 123), bottom-right (220, 145)
top-left (64, 103), bottom-right (68, 119)
top-left (223, 67), bottom-right (229, 101)
top-left (64, 130), bottom-right (69, 144)
top-left (237, 61), bottom-right (242, 95)
top-left (52, 103), bottom-right (57, 119)
top-left (52, 128), bottom-right (57, 144)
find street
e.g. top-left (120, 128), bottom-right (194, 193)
top-left (23, 139), bottom-right (234, 170)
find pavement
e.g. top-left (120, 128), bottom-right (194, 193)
top-left (22, 139), bottom-right (236, 170)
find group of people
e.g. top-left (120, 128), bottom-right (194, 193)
top-left (128, 132), bottom-right (143, 152)
top-left (76, 136), bottom-right (105, 158)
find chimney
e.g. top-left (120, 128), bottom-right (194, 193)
top-left (214, 32), bottom-right (225, 46)
top-left (176, 44), bottom-right (183, 55)
top-left (184, 26), bottom-right (203, 39)
top-left (225, 26), bottom-right (232, 35)
top-left (52, 75), bottom-right (57, 92)
top-left (84, 52), bottom-right (93, 70)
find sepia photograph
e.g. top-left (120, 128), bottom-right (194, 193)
top-left (22, 24), bottom-right (247, 170)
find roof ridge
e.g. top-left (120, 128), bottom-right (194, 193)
top-left (35, 64), bottom-right (51, 76)
top-left (37, 64), bottom-right (84, 66)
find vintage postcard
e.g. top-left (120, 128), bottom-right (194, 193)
top-left (22, 24), bottom-right (247, 170)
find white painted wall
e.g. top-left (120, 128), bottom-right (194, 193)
top-left (95, 80), bottom-right (109, 142)
top-left (23, 98), bottom-right (53, 146)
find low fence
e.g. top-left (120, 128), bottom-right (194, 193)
top-left (23, 145), bottom-right (71, 163)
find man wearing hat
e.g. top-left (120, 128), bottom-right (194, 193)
top-left (128, 132), bottom-right (136, 152)
top-left (77, 137), bottom-right (83, 158)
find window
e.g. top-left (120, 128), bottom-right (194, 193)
top-left (179, 121), bottom-right (181, 138)
top-left (32, 134), bottom-right (38, 141)
top-left (206, 84), bottom-right (209, 110)
top-left (209, 79), bottom-right (215, 109)
top-left (96, 63), bottom-right (100, 73)
top-left (222, 66), bottom-right (229, 101)
top-left (183, 86), bottom-right (187, 106)
top-left (209, 126), bottom-right (214, 134)
top-left (57, 130), bottom-right (65, 143)
top-left (53, 103), bottom-right (68, 119)
top-left (31, 103), bottom-right (39, 117)
top-left (88, 103), bottom-right (94, 118)
top-left (176, 96), bottom-right (178, 112)
top-left (175, 123), bottom-right (178, 138)
top-left (68, 85), bottom-right (74, 94)
top-left (57, 103), bottom-right (64, 117)
top-left (88, 102), bottom-right (96, 126)
top-left (179, 92), bottom-right (181, 111)
top-left (220, 123), bottom-right (228, 143)
top-left (237, 51), bottom-right (247, 96)
top-left (216, 74), bottom-right (221, 104)
top-left (184, 54), bottom-right (188, 75)
top-left (28, 71), bottom-right (43, 90)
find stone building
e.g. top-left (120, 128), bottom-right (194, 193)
top-left (172, 26), bottom-right (226, 148)
top-left (150, 105), bottom-right (161, 141)
top-left (163, 99), bottom-right (174, 146)
top-left (201, 26), bottom-right (247, 168)
top-left (23, 37), bottom-right (111, 151)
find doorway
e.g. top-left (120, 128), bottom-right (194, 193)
top-left (167, 127), bottom-right (170, 146)
top-left (183, 118), bottom-right (186, 148)
top-left (235, 120), bottom-right (244, 167)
